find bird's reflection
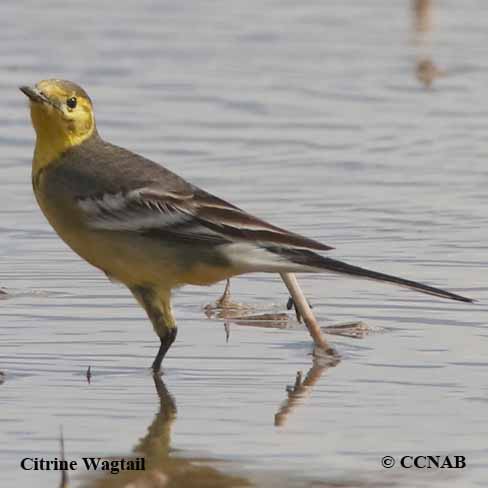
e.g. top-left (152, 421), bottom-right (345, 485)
top-left (275, 358), bottom-right (337, 427)
top-left (204, 286), bottom-right (376, 428)
top-left (81, 375), bottom-right (249, 488)
top-left (73, 311), bottom-right (374, 486)
top-left (413, 0), bottom-right (432, 37)
top-left (411, 0), bottom-right (447, 89)
top-left (415, 57), bottom-right (446, 88)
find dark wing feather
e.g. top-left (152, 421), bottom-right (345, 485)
top-left (67, 137), bottom-right (333, 251)
top-left (78, 186), bottom-right (333, 251)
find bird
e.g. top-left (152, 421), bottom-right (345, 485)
top-left (416, 58), bottom-right (446, 88)
top-left (20, 79), bottom-right (473, 373)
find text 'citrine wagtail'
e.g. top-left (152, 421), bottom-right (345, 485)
top-left (20, 80), bottom-right (473, 373)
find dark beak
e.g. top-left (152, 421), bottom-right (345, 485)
top-left (19, 85), bottom-right (61, 111)
top-left (19, 85), bottom-right (46, 103)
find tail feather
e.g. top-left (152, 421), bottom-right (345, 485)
top-left (267, 247), bottom-right (474, 303)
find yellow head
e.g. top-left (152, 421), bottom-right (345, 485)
top-left (20, 79), bottom-right (96, 170)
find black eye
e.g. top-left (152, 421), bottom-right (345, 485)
top-left (67, 96), bottom-right (77, 109)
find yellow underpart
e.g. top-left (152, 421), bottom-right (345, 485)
top-left (178, 262), bottom-right (240, 286)
top-left (32, 105), bottom-right (94, 171)
top-left (31, 191), bottom-right (237, 291)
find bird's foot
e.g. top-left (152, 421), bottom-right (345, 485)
top-left (204, 279), bottom-right (254, 319)
top-left (312, 344), bottom-right (341, 366)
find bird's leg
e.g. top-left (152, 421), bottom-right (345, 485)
top-left (217, 279), bottom-right (231, 307)
top-left (152, 327), bottom-right (178, 373)
top-left (280, 273), bottom-right (337, 358)
top-left (130, 286), bottom-right (178, 374)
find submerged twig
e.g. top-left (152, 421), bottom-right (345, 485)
top-left (224, 321), bottom-right (230, 343)
top-left (59, 426), bottom-right (68, 488)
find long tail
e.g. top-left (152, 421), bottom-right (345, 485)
top-left (267, 247), bottom-right (474, 303)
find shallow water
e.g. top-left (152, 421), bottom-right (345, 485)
top-left (1, 0), bottom-right (488, 487)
